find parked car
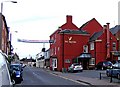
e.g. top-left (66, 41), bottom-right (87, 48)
top-left (0, 50), bottom-right (14, 87)
top-left (10, 63), bottom-right (23, 84)
top-left (111, 60), bottom-right (120, 64)
top-left (106, 68), bottom-right (120, 80)
top-left (112, 62), bottom-right (120, 69)
top-left (68, 63), bottom-right (83, 73)
top-left (96, 61), bottom-right (113, 70)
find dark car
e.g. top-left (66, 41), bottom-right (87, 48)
top-left (96, 61), bottom-right (113, 70)
top-left (10, 63), bottom-right (23, 83)
top-left (68, 63), bottom-right (83, 73)
top-left (106, 69), bottom-right (120, 80)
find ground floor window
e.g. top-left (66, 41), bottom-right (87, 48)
top-left (65, 59), bottom-right (71, 63)
top-left (52, 58), bottom-right (57, 68)
top-left (89, 58), bottom-right (95, 65)
top-left (118, 57), bottom-right (120, 60)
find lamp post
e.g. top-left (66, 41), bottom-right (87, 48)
top-left (1, 0), bottom-right (17, 14)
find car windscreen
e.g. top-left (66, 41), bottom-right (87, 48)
top-left (73, 63), bottom-right (80, 66)
top-left (10, 65), bottom-right (21, 71)
top-left (104, 61), bottom-right (112, 65)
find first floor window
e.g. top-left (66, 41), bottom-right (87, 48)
top-left (112, 42), bottom-right (116, 51)
top-left (83, 45), bottom-right (88, 53)
top-left (90, 42), bottom-right (94, 50)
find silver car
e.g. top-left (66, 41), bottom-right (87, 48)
top-left (0, 50), bottom-right (14, 87)
top-left (68, 63), bottom-right (83, 73)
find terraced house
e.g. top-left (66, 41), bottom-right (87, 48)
top-left (0, 13), bottom-right (10, 55)
top-left (50, 15), bottom-right (120, 71)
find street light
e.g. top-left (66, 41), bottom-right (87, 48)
top-left (1, 0), bottom-right (17, 13)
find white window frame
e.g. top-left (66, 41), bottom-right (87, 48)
top-left (89, 58), bottom-right (95, 65)
top-left (52, 58), bottom-right (57, 68)
top-left (90, 42), bottom-right (94, 50)
top-left (112, 42), bottom-right (116, 51)
top-left (83, 45), bottom-right (88, 53)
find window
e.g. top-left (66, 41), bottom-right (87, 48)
top-left (65, 59), bottom-right (71, 63)
top-left (90, 42), bottom-right (94, 50)
top-left (52, 58), bottom-right (57, 68)
top-left (112, 42), bottom-right (116, 51)
top-left (89, 58), bottom-right (95, 65)
top-left (83, 45), bottom-right (88, 53)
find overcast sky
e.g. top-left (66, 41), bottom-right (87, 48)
top-left (1, 0), bottom-right (120, 59)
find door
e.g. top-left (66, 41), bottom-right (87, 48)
top-left (80, 59), bottom-right (89, 70)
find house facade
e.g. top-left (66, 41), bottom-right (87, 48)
top-left (36, 51), bottom-right (45, 68)
top-left (110, 25), bottom-right (120, 60)
top-left (89, 24), bottom-right (119, 67)
top-left (50, 15), bottom-right (90, 71)
top-left (50, 15), bottom-right (120, 71)
top-left (44, 49), bottom-right (50, 68)
top-left (0, 13), bottom-right (9, 54)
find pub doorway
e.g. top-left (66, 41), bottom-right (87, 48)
top-left (80, 59), bottom-right (89, 70)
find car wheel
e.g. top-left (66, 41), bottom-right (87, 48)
top-left (106, 72), bottom-right (110, 77)
top-left (117, 74), bottom-right (120, 80)
top-left (71, 70), bottom-right (74, 73)
top-left (80, 70), bottom-right (83, 72)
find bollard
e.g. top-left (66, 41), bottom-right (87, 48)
top-left (100, 72), bottom-right (101, 80)
top-left (110, 70), bottom-right (113, 83)
top-left (62, 68), bottom-right (67, 73)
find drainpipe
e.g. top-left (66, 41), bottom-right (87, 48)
top-left (62, 32), bottom-right (64, 69)
top-left (94, 41), bottom-right (96, 66)
top-left (106, 23), bottom-right (110, 59)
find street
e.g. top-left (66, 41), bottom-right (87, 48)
top-left (18, 66), bottom-right (83, 86)
top-left (14, 66), bottom-right (120, 87)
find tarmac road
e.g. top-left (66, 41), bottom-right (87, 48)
top-left (18, 66), bottom-right (87, 86)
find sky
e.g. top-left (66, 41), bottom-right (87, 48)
top-left (0, 0), bottom-right (120, 59)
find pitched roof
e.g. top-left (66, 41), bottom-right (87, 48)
top-left (110, 25), bottom-right (120, 35)
top-left (80, 18), bottom-right (96, 29)
top-left (89, 31), bottom-right (103, 42)
top-left (59, 29), bottom-right (89, 35)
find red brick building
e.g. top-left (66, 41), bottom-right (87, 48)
top-left (0, 13), bottom-right (9, 54)
top-left (50, 15), bottom-right (120, 71)
top-left (89, 24), bottom-right (119, 68)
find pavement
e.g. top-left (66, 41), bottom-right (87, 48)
top-left (43, 68), bottom-right (120, 86)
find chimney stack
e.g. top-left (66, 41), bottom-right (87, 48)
top-left (66, 15), bottom-right (72, 23)
top-left (106, 23), bottom-right (110, 30)
top-left (103, 25), bottom-right (107, 33)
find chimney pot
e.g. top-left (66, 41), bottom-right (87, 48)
top-left (103, 25), bottom-right (107, 29)
top-left (106, 23), bottom-right (110, 30)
